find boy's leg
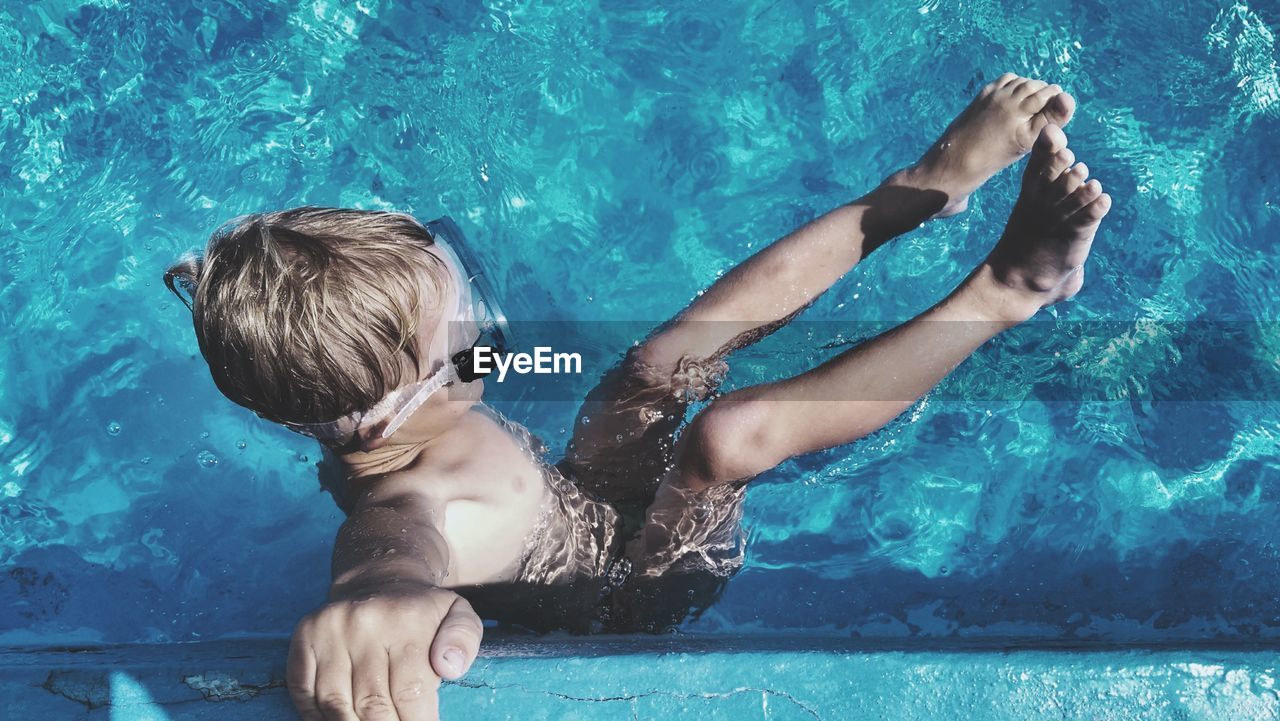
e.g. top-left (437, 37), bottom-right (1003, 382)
top-left (628, 124), bottom-right (1111, 576)
top-left (565, 74), bottom-right (1076, 504)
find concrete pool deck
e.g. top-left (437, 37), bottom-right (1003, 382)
top-left (2, 637), bottom-right (1277, 720)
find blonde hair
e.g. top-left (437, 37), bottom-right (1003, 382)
top-left (164, 206), bottom-right (450, 426)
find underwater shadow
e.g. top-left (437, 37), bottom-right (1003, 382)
top-left (457, 565), bottom-right (734, 636)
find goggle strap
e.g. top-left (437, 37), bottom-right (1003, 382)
top-left (379, 364), bottom-right (456, 439)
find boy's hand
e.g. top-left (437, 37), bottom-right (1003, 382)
top-left (286, 582), bottom-right (483, 721)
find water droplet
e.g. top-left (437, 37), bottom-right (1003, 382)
top-left (236, 440), bottom-right (247, 450)
top-left (197, 450), bottom-right (219, 468)
top-left (140, 456), bottom-right (151, 465)
top-left (106, 421), bottom-right (122, 436)
top-left (582, 416), bottom-right (591, 425)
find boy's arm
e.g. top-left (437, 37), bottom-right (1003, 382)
top-left (286, 489), bottom-right (482, 721)
top-left (329, 491), bottom-right (449, 594)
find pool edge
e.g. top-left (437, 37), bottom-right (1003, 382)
top-left (3, 638), bottom-right (1278, 720)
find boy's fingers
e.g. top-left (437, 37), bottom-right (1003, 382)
top-left (350, 647), bottom-right (397, 721)
top-left (286, 635), bottom-right (326, 721)
top-left (389, 642), bottom-right (442, 721)
top-left (429, 597), bottom-right (484, 680)
top-left (313, 650), bottom-right (360, 721)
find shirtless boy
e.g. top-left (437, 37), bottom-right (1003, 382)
top-left (165, 73), bottom-right (1108, 721)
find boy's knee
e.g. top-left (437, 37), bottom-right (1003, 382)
top-left (677, 393), bottom-right (787, 490)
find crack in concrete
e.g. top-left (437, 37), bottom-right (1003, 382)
top-left (37, 669), bottom-right (821, 719)
top-left (35, 668), bottom-right (289, 711)
top-left (38, 671), bottom-right (108, 711)
top-left (181, 671), bottom-right (286, 702)
top-left (452, 678), bottom-right (822, 720)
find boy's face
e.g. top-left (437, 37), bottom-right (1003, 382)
top-left (357, 256), bottom-right (484, 449)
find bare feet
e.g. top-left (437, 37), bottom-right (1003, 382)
top-left (887, 73), bottom-right (1077, 216)
top-left (981, 123), bottom-right (1111, 313)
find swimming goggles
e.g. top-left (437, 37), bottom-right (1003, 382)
top-left (282, 216), bottom-right (512, 447)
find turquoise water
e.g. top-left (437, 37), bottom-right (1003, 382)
top-left (1, 0), bottom-right (1279, 646)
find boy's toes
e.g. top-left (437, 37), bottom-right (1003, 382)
top-left (1025, 125), bottom-right (1072, 188)
top-left (1025, 85), bottom-right (1075, 120)
top-left (1045, 146), bottom-right (1075, 183)
top-left (1058, 179), bottom-right (1103, 218)
top-left (1027, 124), bottom-right (1066, 170)
top-left (1024, 87), bottom-right (1076, 137)
top-left (987, 72), bottom-right (1019, 92)
top-left (1013, 78), bottom-right (1048, 100)
top-left (1034, 123), bottom-right (1068, 154)
top-left (1044, 91), bottom-right (1076, 126)
top-left (1022, 83), bottom-right (1059, 110)
top-left (1075, 192), bottom-right (1112, 223)
top-left (994, 72), bottom-right (1020, 89)
top-left (1055, 162), bottom-right (1089, 199)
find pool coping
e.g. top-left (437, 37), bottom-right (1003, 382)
top-left (4, 636), bottom-right (1280, 719)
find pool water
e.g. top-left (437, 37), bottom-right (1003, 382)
top-left (1, 0), bottom-right (1278, 647)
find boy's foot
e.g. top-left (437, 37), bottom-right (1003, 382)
top-left (887, 73), bottom-right (1077, 217)
top-left (981, 124), bottom-right (1111, 312)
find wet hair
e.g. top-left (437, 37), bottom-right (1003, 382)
top-left (164, 206), bottom-right (449, 427)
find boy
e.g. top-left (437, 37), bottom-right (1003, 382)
top-left (165, 73), bottom-right (1107, 721)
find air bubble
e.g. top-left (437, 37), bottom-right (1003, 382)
top-left (106, 421), bottom-right (122, 436)
top-left (236, 440), bottom-right (247, 450)
top-left (197, 450), bottom-right (219, 468)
